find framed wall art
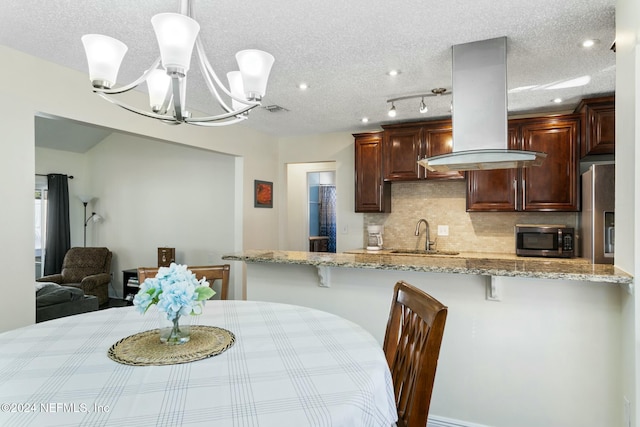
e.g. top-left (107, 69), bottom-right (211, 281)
top-left (254, 180), bottom-right (273, 208)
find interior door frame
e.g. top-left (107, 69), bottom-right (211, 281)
top-left (285, 162), bottom-right (336, 251)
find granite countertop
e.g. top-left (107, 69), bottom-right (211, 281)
top-left (222, 249), bottom-right (634, 285)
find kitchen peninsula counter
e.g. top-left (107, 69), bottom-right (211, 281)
top-left (223, 249), bottom-right (630, 427)
top-left (222, 249), bottom-right (633, 285)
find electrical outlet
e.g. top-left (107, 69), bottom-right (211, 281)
top-left (437, 225), bottom-right (449, 236)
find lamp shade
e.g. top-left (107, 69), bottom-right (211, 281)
top-left (77, 194), bottom-right (95, 204)
top-left (81, 34), bottom-right (128, 88)
top-left (236, 49), bottom-right (275, 99)
top-left (151, 13), bottom-right (200, 73)
top-left (146, 68), bottom-right (172, 111)
top-left (226, 71), bottom-right (246, 110)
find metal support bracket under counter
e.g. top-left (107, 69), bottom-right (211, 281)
top-left (316, 266), bottom-right (331, 287)
top-left (486, 276), bottom-right (502, 301)
top-left (620, 282), bottom-right (634, 295)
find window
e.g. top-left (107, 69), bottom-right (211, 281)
top-left (35, 176), bottom-right (48, 279)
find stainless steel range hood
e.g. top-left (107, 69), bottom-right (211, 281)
top-left (418, 37), bottom-right (546, 172)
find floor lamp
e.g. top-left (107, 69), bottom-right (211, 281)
top-left (78, 195), bottom-right (102, 247)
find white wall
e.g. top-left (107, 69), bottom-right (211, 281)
top-left (245, 263), bottom-right (622, 427)
top-left (615, 0), bottom-right (639, 424)
top-left (0, 46), bottom-right (280, 331)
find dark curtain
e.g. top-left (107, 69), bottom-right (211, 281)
top-left (43, 174), bottom-right (70, 275)
top-left (319, 185), bottom-right (337, 253)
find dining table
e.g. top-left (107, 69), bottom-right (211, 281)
top-left (0, 300), bottom-right (398, 427)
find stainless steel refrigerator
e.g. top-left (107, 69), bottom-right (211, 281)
top-left (580, 163), bottom-right (615, 264)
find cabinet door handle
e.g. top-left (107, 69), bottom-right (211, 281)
top-left (522, 178), bottom-right (526, 210)
top-left (379, 184), bottom-right (382, 209)
top-left (513, 178), bottom-right (517, 205)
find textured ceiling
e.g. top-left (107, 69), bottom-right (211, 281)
top-left (1, 0), bottom-right (616, 139)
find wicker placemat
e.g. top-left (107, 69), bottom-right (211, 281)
top-left (108, 325), bottom-right (235, 366)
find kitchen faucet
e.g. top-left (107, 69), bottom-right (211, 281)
top-left (415, 219), bottom-right (434, 251)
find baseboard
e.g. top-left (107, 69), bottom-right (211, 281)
top-left (428, 414), bottom-right (493, 427)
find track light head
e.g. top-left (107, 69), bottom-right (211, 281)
top-left (419, 97), bottom-right (428, 113)
top-left (388, 102), bottom-right (397, 117)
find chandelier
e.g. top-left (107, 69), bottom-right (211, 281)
top-left (81, 0), bottom-right (275, 127)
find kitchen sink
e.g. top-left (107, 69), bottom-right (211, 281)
top-left (389, 249), bottom-right (460, 256)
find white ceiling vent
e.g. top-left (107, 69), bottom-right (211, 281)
top-left (262, 105), bottom-right (289, 113)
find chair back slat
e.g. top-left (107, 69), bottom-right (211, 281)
top-left (383, 281), bottom-right (447, 427)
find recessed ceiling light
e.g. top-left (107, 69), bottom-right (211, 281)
top-left (387, 70), bottom-right (401, 77)
top-left (581, 39), bottom-right (599, 48)
top-left (361, 117), bottom-right (369, 123)
top-left (298, 83), bottom-right (309, 90)
top-left (552, 98), bottom-right (563, 103)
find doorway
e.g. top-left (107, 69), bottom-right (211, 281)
top-left (308, 171), bottom-right (336, 252)
top-left (285, 162), bottom-right (337, 252)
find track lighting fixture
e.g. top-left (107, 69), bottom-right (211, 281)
top-left (386, 88), bottom-right (451, 118)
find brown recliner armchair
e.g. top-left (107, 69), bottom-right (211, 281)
top-left (37, 247), bottom-right (112, 306)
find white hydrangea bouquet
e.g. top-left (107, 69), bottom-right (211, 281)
top-left (133, 263), bottom-right (215, 344)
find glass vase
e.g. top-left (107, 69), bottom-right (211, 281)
top-left (158, 312), bottom-right (191, 345)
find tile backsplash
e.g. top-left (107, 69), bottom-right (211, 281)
top-left (363, 180), bottom-right (578, 254)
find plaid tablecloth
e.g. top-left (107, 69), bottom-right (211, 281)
top-left (0, 300), bottom-right (397, 426)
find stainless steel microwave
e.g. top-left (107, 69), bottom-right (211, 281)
top-left (515, 225), bottom-right (575, 258)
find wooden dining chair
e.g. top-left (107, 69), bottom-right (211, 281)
top-left (383, 281), bottom-right (448, 427)
top-left (137, 264), bottom-right (230, 300)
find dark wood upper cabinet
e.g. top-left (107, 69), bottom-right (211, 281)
top-left (382, 119), bottom-right (463, 181)
top-left (356, 99), bottom-right (596, 214)
top-left (423, 122), bottom-right (465, 181)
top-left (575, 95), bottom-right (615, 157)
top-left (520, 116), bottom-right (580, 211)
top-left (354, 132), bottom-right (391, 213)
top-left (383, 126), bottom-right (422, 180)
top-left (466, 125), bottom-right (519, 211)
top-left (466, 115), bottom-right (580, 212)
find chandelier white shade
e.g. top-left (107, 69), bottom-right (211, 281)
top-left (146, 69), bottom-right (172, 112)
top-left (236, 49), bottom-right (275, 100)
top-left (151, 13), bottom-right (200, 74)
top-left (80, 0), bottom-right (275, 127)
top-left (81, 35), bottom-right (128, 88)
